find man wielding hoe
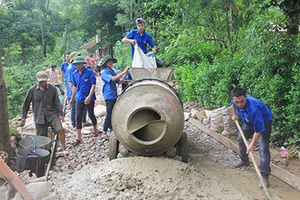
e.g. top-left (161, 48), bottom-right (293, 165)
top-left (231, 87), bottom-right (272, 188)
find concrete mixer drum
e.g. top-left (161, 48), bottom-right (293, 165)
top-left (109, 71), bottom-right (188, 162)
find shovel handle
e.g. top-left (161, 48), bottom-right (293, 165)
top-left (235, 120), bottom-right (272, 200)
top-left (45, 134), bottom-right (58, 181)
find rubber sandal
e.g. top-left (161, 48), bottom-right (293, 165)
top-left (101, 133), bottom-right (109, 140)
top-left (92, 132), bottom-right (100, 137)
top-left (72, 139), bottom-right (82, 146)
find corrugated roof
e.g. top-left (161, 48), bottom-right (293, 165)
top-left (80, 40), bottom-right (96, 49)
top-left (80, 37), bottom-right (101, 49)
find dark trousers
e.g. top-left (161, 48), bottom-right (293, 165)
top-left (156, 57), bottom-right (164, 67)
top-left (237, 121), bottom-right (272, 179)
top-left (75, 101), bottom-right (97, 129)
top-left (68, 98), bottom-right (87, 127)
top-left (103, 99), bottom-right (117, 132)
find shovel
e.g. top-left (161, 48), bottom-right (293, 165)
top-left (235, 120), bottom-right (279, 200)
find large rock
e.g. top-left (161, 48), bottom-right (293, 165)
top-left (94, 105), bottom-right (106, 117)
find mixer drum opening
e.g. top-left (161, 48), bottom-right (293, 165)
top-left (128, 109), bottom-right (167, 142)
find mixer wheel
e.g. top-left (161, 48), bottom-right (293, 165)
top-left (109, 131), bottom-right (119, 161)
top-left (178, 131), bottom-right (188, 163)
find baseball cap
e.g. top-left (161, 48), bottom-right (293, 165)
top-left (36, 71), bottom-right (48, 82)
top-left (136, 18), bottom-right (145, 24)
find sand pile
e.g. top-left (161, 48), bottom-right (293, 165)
top-left (50, 156), bottom-right (248, 200)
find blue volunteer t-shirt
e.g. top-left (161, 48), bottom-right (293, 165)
top-left (61, 61), bottom-right (69, 81)
top-left (65, 63), bottom-right (77, 98)
top-left (71, 67), bottom-right (96, 103)
top-left (101, 67), bottom-right (120, 100)
top-left (231, 95), bottom-right (272, 133)
top-left (125, 30), bottom-right (155, 60)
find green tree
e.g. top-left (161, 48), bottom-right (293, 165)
top-left (0, 59), bottom-right (12, 156)
top-left (0, 1), bottom-right (16, 156)
top-left (267, 0), bottom-right (300, 34)
top-left (79, 0), bottom-right (123, 55)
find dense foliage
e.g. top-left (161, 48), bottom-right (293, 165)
top-left (1, 0), bottom-right (300, 150)
top-left (4, 65), bottom-right (42, 119)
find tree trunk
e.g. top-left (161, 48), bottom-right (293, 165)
top-left (286, 2), bottom-right (300, 35)
top-left (0, 55), bottom-right (13, 157)
top-left (38, 0), bottom-right (46, 60)
top-left (225, 2), bottom-right (233, 53)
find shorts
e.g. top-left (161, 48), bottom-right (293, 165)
top-left (35, 116), bottom-right (63, 137)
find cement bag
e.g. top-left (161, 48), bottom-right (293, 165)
top-left (132, 44), bottom-right (156, 68)
top-left (209, 106), bottom-right (226, 133)
top-left (202, 110), bottom-right (212, 126)
top-left (221, 106), bottom-right (238, 136)
top-left (145, 52), bottom-right (157, 68)
top-left (94, 105), bottom-right (106, 117)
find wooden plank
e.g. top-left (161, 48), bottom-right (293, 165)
top-left (269, 161), bottom-right (300, 191)
top-left (189, 118), bottom-right (239, 153)
top-left (189, 118), bottom-right (300, 192)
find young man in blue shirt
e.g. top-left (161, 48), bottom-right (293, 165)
top-left (65, 52), bottom-right (80, 128)
top-left (231, 87), bottom-right (272, 188)
top-left (66, 52), bottom-right (88, 128)
top-left (122, 18), bottom-right (164, 67)
top-left (69, 56), bottom-right (98, 145)
top-left (60, 52), bottom-right (70, 88)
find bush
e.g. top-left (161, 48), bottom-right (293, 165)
top-left (4, 64), bottom-right (43, 119)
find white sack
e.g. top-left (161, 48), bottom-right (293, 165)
top-left (132, 44), bottom-right (157, 68)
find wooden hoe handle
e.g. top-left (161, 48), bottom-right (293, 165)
top-left (235, 120), bottom-right (272, 200)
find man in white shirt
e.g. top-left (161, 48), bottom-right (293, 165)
top-left (46, 64), bottom-right (65, 96)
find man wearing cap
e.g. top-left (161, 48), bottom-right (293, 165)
top-left (101, 55), bottom-right (130, 138)
top-left (65, 51), bottom-right (88, 128)
top-left (21, 71), bottom-right (68, 155)
top-left (122, 18), bottom-right (164, 67)
top-left (69, 56), bottom-right (99, 145)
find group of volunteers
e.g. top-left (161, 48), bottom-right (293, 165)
top-left (5, 17), bottom-right (273, 199)
top-left (21, 17), bottom-right (159, 154)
